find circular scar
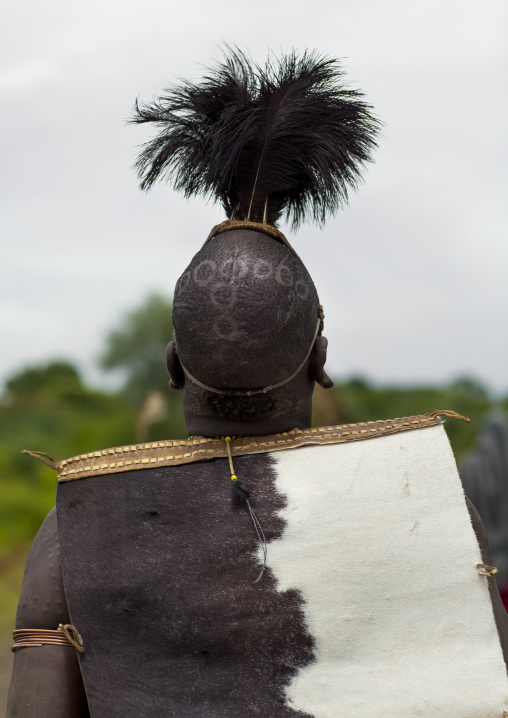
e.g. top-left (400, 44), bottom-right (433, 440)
top-left (193, 260), bottom-right (217, 286)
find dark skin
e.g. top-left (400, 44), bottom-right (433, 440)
top-left (6, 507), bottom-right (90, 717)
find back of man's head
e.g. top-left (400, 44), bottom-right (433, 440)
top-left (173, 230), bottom-right (319, 400)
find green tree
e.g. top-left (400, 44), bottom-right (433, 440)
top-left (98, 294), bottom-right (186, 440)
top-left (0, 360), bottom-right (138, 549)
top-left (99, 294), bottom-right (175, 406)
top-left (5, 361), bottom-right (81, 400)
top-left (332, 375), bottom-right (496, 461)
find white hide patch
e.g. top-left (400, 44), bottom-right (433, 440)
top-left (268, 424), bottom-right (508, 718)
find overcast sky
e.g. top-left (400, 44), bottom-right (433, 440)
top-left (2, 0), bottom-right (507, 395)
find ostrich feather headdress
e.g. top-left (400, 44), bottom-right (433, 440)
top-left (131, 48), bottom-right (381, 230)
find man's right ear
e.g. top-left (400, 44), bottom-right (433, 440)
top-left (166, 341), bottom-right (185, 390)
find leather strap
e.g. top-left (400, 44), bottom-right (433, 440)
top-left (53, 412), bottom-right (470, 482)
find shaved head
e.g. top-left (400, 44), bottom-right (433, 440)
top-left (173, 230), bottom-right (319, 390)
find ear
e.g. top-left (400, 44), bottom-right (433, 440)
top-left (309, 336), bottom-right (334, 389)
top-left (166, 341), bottom-right (185, 390)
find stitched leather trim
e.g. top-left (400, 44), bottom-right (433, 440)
top-left (56, 413), bottom-right (442, 482)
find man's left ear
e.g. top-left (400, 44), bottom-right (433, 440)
top-left (309, 336), bottom-right (334, 389)
top-left (166, 341), bottom-right (185, 390)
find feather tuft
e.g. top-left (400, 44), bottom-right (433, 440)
top-left (130, 47), bottom-right (382, 229)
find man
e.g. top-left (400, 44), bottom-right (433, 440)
top-left (8, 49), bottom-right (508, 717)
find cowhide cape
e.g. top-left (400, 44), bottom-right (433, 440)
top-left (55, 415), bottom-right (508, 717)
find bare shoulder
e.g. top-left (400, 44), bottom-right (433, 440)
top-left (16, 506), bottom-right (70, 628)
top-left (7, 509), bottom-right (90, 717)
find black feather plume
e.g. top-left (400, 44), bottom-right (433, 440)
top-left (130, 48), bottom-right (382, 229)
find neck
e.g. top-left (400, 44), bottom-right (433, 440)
top-left (183, 407), bottom-right (312, 438)
top-left (181, 371), bottom-right (315, 438)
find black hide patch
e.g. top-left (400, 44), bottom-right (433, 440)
top-left (57, 455), bottom-right (315, 717)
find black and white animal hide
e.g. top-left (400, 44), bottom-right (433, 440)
top-left (56, 424), bottom-right (508, 717)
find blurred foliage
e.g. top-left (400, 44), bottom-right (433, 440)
top-left (0, 546), bottom-right (28, 638)
top-left (98, 293), bottom-right (186, 441)
top-left (313, 375), bottom-right (499, 461)
top-left (0, 361), bottom-right (138, 550)
top-left (99, 294), bottom-right (175, 406)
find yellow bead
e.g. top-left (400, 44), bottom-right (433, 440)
top-left (231, 475), bottom-right (237, 481)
